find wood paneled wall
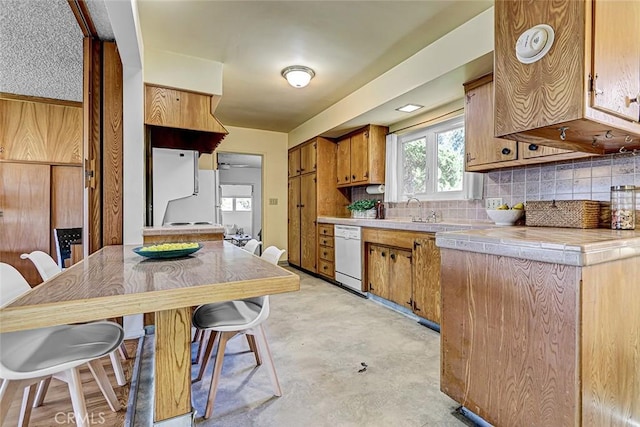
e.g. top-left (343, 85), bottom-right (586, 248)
top-left (102, 42), bottom-right (123, 246)
top-left (50, 166), bottom-right (83, 265)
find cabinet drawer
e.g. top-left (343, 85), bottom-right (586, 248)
top-left (318, 236), bottom-right (334, 248)
top-left (318, 224), bottom-right (334, 237)
top-left (318, 245), bottom-right (335, 262)
top-left (318, 259), bottom-right (334, 278)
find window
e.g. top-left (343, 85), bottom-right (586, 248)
top-left (398, 116), bottom-right (465, 200)
top-left (221, 197), bottom-right (252, 212)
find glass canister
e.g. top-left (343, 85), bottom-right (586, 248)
top-left (610, 185), bottom-right (636, 230)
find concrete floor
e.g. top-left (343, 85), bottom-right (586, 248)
top-left (135, 268), bottom-right (472, 426)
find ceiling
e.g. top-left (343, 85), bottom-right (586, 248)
top-left (136, 1), bottom-right (493, 135)
top-left (0, 1), bottom-right (494, 142)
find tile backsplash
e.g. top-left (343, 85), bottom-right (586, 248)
top-left (351, 152), bottom-right (640, 221)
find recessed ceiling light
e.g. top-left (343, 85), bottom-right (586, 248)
top-left (396, 104), bottom-right (424, 113)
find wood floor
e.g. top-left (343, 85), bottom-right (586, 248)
top-left (3, 340), bottom-right (137, 426)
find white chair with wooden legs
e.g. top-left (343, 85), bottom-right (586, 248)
top-left (0, 263), bottom-right (124, 427)
top-left (242, 239), bottom-right (262, 255)
top-left (21, 251), bottom-right (128, 389)
top-left (192, 246), bottom-right (285, 419)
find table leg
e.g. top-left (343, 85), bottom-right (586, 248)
top-left (154, 307), bottom-right (192, 424)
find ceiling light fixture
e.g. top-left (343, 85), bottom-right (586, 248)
top-left (396, 104), bottom-right (424, 113)
top-left (281, 65), bottom-right (315, 88)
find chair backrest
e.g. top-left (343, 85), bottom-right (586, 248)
top-left (260, 246), bottom-right (286, 265)
top-left (243, 239), bottom-right (262, 255)
top-left (0, 263), bottom-right (32, 307)
top-left (54, 227), bottom-right (82, 269)
top-left (20, 251), bottom-right (62, 281)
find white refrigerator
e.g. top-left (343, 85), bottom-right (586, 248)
top-left (152, 147), bottom-right (220, 226)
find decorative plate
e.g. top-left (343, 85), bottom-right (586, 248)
top-left (133, 243), bottom-right (203, 259)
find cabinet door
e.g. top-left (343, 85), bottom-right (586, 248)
top-left (368, 245), bottom-right (390, 300)
top-left (464, 79), bottom-right (518, 170)
top-left (300, 173), bottom-right (317, 272)
top-left (389, 249), bottom-right (413, 309)
top-left (51, 166), bottom-right (83, 263)
top-left (144, 86), bottom-right (224, 132)
top-left (0, 99), bottom-right (82, 164)
top-left (287, 177), bottom-right (301, 267)
top-left (145, 86), bottom-right (182, 128)
top-left (336, 137), bottom-right (351, 186)
top-left (288, 148), bottom-right (300, 177)
top-left (0, 163), bottom-right (51, 285)
top-left (350, 130), bottom-right (369, 184)
top-left (412, 237), bottom-right (441, 324)
top-left (591, 0), bottom-right (640, 122)
top-left (300, 141), bottom-right (317, 174)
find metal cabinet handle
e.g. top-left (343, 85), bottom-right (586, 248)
top-left (369, 283), bottom-right (374, 290)
top-left (390, 253), bottom-right (396, 260)
top-left (352, 174), bottom-right (356, 180)
top-left (345, 176), bottom-right (349, 181)
top-left (625, 93), bottom-right (640, 107)
top-left (466, 152), bottom-right (476, 163)
top-left (381, 252), bottom-right (386, 257)
top-left (528, 144), bottom-right (538, 151)
top-left (501, 148), bottom-right (511, 155)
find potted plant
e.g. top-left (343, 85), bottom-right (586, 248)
top-left (347, 199), bottom-right (378, 218)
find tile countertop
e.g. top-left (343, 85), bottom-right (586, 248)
top-left (141, 224), bottom-right (225, 236)
top-left (436, 227), bottom-right (640, 267)
top-left (317, 216), bottom-right (494, 233)
top-left (318, 216), bottom-right (640, 267)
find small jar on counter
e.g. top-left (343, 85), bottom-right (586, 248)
top-left (375, 201), bottom-right (385, 219)
top-left (610, 185), bottom-right (636, 230)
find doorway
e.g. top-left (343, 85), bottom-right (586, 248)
top-left (217, 153), bottom-right (263, 243)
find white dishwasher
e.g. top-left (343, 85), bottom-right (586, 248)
top-left (334, 225), bottom-right (363, 293)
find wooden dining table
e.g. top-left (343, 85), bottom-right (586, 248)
top-left (0, 241), bottom-right (300, 425)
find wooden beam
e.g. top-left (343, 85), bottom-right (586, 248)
top-left (0, 92), bottom-right (82, 108)
top-left (67, 0), bottom-right (98, 38)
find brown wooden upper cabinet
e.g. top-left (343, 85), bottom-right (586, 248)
top-left (464, 74), bottom-right (592, 171)
top-left (0, 97), bottom-right (82, 164)
top-left (494, 0), bottom-right (640, 154)
top-left (336, 125), bottom-right (387, 187)
top-left (464, 75), bottom-right (518, 170)
top-left (144, 84), bottom-right (228, 134)
top-left (288, 141), bottom-right (316, 177)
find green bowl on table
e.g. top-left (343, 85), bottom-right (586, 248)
top-left (133, 242), bottom-right (203, 259)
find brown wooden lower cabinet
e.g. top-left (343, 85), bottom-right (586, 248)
top-left (363, 228), bottom-right (441, 325)
top-left (440, 249), bottom-right (640, 427)
top-left (317, 224), bottom-right (334, 279)
top-left (0, 162), bottom-right (82, 285)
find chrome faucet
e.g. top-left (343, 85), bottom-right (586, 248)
top-left (406, 197), bottom-right (422, 222)
top-left (406, 197), bottom-right (422, 208)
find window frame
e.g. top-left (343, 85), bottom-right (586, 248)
top-left (397, 115), bottom-right (466, 201)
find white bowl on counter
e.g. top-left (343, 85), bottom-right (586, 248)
top-left (486, 209), bottom-right (525, 226)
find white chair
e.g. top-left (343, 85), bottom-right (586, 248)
top-left (192, 246), bottom-right (286, 419)
top-left (20, 251), bottom-right (60, 280)
top-left (21, 251), bottom-right (128, 388)
top-left (0, 263), bottom-right (124, 427)
top-left (260, 246), bottom-right (285, 265)
top-left (242, 239), bottom-right (262, 255)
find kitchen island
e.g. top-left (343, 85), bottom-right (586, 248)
top-left (0, 241), bottom-right (299, 425)
top-left (436, 227), bottom-right (640, 427)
